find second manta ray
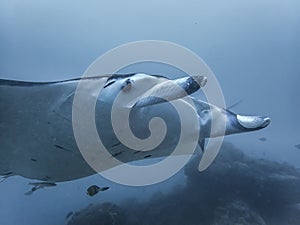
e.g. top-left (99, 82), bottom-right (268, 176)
top-left (0, 73), bottom-right (270, 182)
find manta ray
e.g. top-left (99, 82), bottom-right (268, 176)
top-left (0, 73), bottom-right (270, 182)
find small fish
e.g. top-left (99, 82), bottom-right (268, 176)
top-left (258, 137), bottom-right (267, 142)
top-left (100, 186), bottom-right (110, 192)
top-left (295, 144), bottom-right (300, 150)
top-left (24, 181), bottom-right (57, 195)
top-left (86, 185), bottom-right (100, 196)
top-left (86, 185), bottom-right (110, 196)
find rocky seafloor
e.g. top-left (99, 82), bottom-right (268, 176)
top-left (67, 143), bottom-right (300, 225)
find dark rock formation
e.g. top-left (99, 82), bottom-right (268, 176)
top-left (68, 143), bottom-right (300, 225)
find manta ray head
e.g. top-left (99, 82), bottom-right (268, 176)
top-left (99, 73), bottom-right (207, 108)
top-left (226, 111), bottom-right (271, 134)
top-left (94, 73), bottom-right (207, 155)
top-left (98, 73), bottom-right (270, 140)
top-left (198, 105), bottom-right (271, 138)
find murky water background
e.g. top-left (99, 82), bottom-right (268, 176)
top-left (0, 1), bottom-right (299, 224)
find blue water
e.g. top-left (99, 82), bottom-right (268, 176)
top-left (0, 1), bottom-right (300, 225)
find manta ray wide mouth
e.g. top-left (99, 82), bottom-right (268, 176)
top-left (236, 115), bottom-right (271, 130)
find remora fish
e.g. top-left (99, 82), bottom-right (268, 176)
top-left (0, 73), bottom-right (270, 182)
top-left (24, 181), bottom-right (57, 195)
top-left (86, 185), bottom-right (110, 196)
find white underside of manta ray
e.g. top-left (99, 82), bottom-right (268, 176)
top-left (0, 73), bottom-right (270, 182)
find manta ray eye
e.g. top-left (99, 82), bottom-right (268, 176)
top-left (122, 79), bottom-right (132, 92)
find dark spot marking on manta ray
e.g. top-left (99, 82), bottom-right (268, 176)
top-left (30, 158), bottom-right (37, 162)
top-left (112, 151), bottom-right (123, 157)
top-left (144, 154), bottom-right (152, 159)
top-left (54, 144), bottom-right (72, 152)
top-left (54, 144), bottom-right (65, 150)
top-left (295, 144), bottom-right (300, 150)
top-left (111, 142), bottom-right (122, 148)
